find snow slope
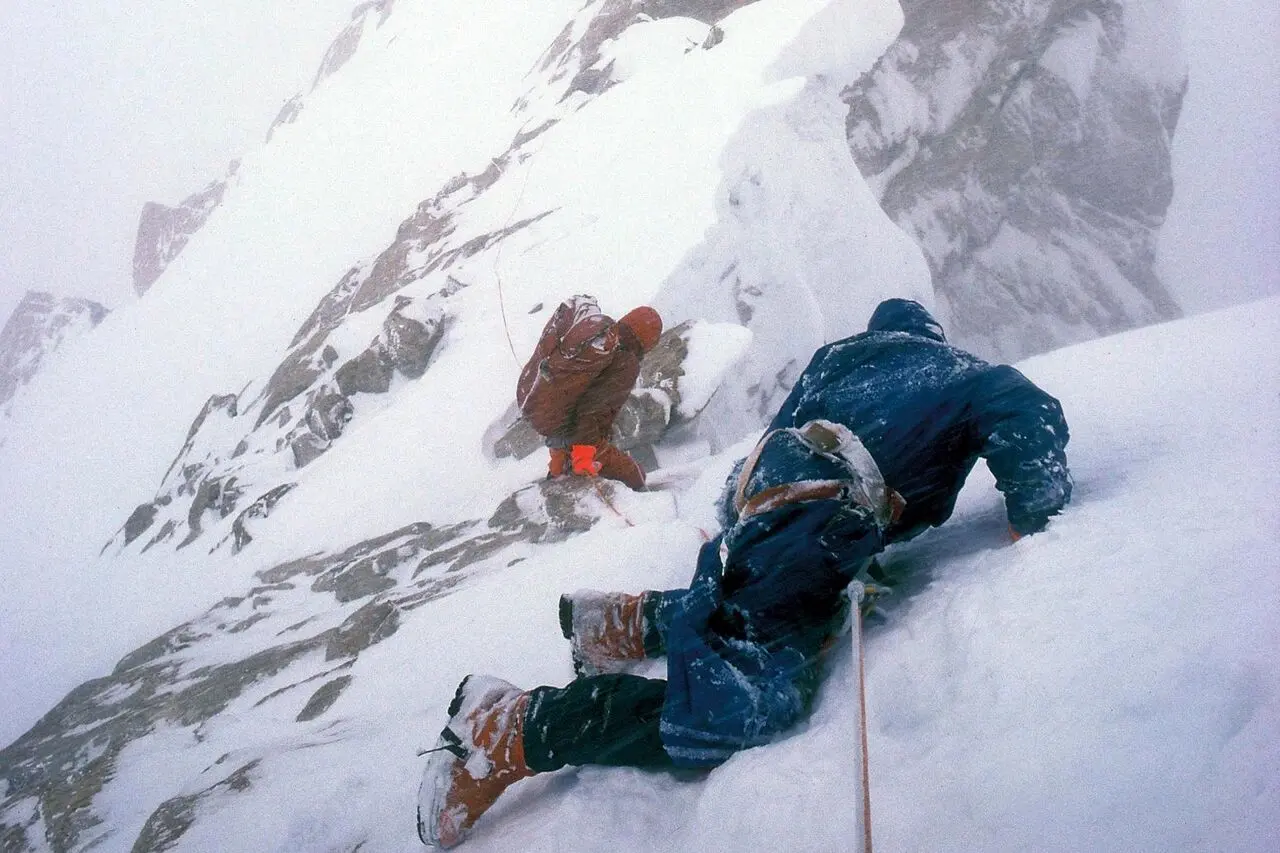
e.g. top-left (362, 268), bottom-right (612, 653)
top-left (0, 0), bottom-right (1276, 850)
top-left (9, 297), bottom-right (1276, 853)
top-left (0, 0), bottom-right (924, 747)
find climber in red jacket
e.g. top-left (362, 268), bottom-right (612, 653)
top-left (516, 295), bottom-right (663, 490)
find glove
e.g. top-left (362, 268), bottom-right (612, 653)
top-left (570, 444), bottom-right (601, 476)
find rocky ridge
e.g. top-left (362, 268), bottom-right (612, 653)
top-left (0, 1), bottom-right (1199, 851)
top-left (0, 475), bottom-right (614, 853)
top-left (843, 0), bottom-right (1187, 359)
top-left (107, 1), bottom-right (753, 561)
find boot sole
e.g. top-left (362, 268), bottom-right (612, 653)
top-left (417, 676), bottom-right (475, 848)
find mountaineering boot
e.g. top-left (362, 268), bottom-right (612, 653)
top-left (558, 589), bottom-right (652, 676)
top-left (594, 443), bottom-right (646, 490)
top-left (547, 447), bottom-right (570, 478)
top-left (417, 675), bottom-right (535, 849)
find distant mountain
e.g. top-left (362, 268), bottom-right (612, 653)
top-left (844, 0), bottom-right (1187, 360)
top-left (0, 291), bottom-right (108, 415)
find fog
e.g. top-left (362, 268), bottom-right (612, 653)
top-left (0, 1), bottom-right (356, 323)
top-left (1, 0), bottom-right (1277, 328)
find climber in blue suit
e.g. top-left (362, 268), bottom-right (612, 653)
top-left (418, 299), bottom-right (1072, 848)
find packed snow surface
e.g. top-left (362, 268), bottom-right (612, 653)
top-left (21, 297), bottom-right (1278, 853)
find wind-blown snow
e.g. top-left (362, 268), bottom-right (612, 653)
top-left (0, 0), bottom-right (924, 749)
top-left (1, 0), bottom-right (1277, 851)
top-left (675, 322), bottom-right (755, 419)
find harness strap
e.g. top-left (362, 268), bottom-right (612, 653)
top-left (732, 421), bottom-right (904, 527)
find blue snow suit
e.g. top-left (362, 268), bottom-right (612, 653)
top-left (656, 299), bottom-right (1072, 767)
top-left (769, 298), bottom-right (1072, 540)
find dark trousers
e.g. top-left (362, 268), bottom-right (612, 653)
top-left (524, 671), bottom-right (675, 768)
top-left (522, 674), bottom-right (672, 772)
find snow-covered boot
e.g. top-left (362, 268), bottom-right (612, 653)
top-left (558, 589), bottom-right (651, 676)
top-left (417, 675), bottom-right (535, 849)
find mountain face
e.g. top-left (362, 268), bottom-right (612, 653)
top-left (0, 291), bottom-right (109, 416)
top-left (0, 1), bottom-right (1225, 852)
top-left (843, 0), bottom-right (1187, 360)
top-left (132, 167), bottom-right (238, 298)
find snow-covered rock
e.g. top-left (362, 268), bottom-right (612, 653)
top-left (0, 291), bottom-right (108, 415)
top-left (3, 298), bottom-right (1276, 853)
top-left (132, 166), bottom-right (238, 298)
top-left (844, 0), bottom-right (1188, 360)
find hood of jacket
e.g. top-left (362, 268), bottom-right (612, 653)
top-left (866, 298), bottom-right (946, 342)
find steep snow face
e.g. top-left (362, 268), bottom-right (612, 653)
top-left (1157, 0), bottom-right (1280, 314)
top-left (1, 298), bottom-right (1274, 853)
top-left (0, 291), bottom-right (108, 417)
top-left (0, 0), bottom-right (918, 758)
top-left (844, 0), bottom-right (1188, 361)
top-left (3, 1), bottom-right (1273, 851)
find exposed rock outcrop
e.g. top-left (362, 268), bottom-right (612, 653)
top-left (2, 476), bottom-right (619, 852)
top-left (533, 0), bottom-right (751, 103)
top-left (109, 152), bottom-right (553, 557)
top-left (267, 1), bottom-right (398, 142)
top-left (132, 163), bottom-right (238, 296)
top-left (843, 0), bottom-right (1187, 359)
top-left (0, 291), bottom-right (109, 411)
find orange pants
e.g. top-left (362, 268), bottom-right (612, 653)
top-left (547, 444), bottom-right (646, 491)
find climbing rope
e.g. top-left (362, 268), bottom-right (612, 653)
top-left (590, 478), bottom-right (636, 528)
top-left (493, 140), bottom-right (543, 365)
top-left (854, 600), bottom-right (874, 853)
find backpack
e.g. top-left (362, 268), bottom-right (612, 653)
top-left (516, 295), bottom-right (620, 438)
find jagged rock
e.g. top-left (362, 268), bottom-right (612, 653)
top-left (384, 296), bottom-right (445, 378)
top-left (115, 118), bottom-right (556, 557)
top-left (540, 0), bottom-right (748, 103)
top-left (132, 163), bottom-right (238, 296)
top-left (843, 0), bottom-right (1186, 359)
top-left (142, 520), bottom-right (178, 552)
top-left (489, 407), bottom-right (543, 461)
top-left (611, 389), bottom-right (673, 450)
top-left (307, 392), bottom-right (353, 443)
top-left (122, 502), bottom-right (160, 546)
top-left (229, 484), bottom-right (298, 553)
top-left (265, 1), bottom-right (398, 145)
top-left (1, 459), bottom-right (628, 849)
top-left (488, 478), bottom-right (605, 543)
top-left (326, 601), bottom-right (401, 660)
top-left (334, 346), bottom-right (393, 396)
top-left (0, 291), bottom-right (109, 409)
top-left (290, 391), bottom-right (353, 468)
top-left (178, 475), bottom-right (243, 549)
top-left (266, 94), bottom-right (304, 142)
top-left (314, 1), bottom-right (396, 88)
top-left (295, 677), bottom-right (354, 722)
top-left (131, 761), bottom-right (259, 853)
top-left (312, 555), bottom-right (399, 603)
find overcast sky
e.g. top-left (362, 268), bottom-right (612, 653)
top-left (1158, 0), bottom-right (1280, 312)
top-left (0, 1), bottom-right (355, 324)
top-left (1, 1), bottom-right (1276, 327)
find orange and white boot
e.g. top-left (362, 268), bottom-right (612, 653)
top-left (558, 589), bottom-right (652, 676)
top-left (417, 675), bottom-right (535, 849)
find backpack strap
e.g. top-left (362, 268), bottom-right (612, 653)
top-left (732, 420), bottom-right (904, 529)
